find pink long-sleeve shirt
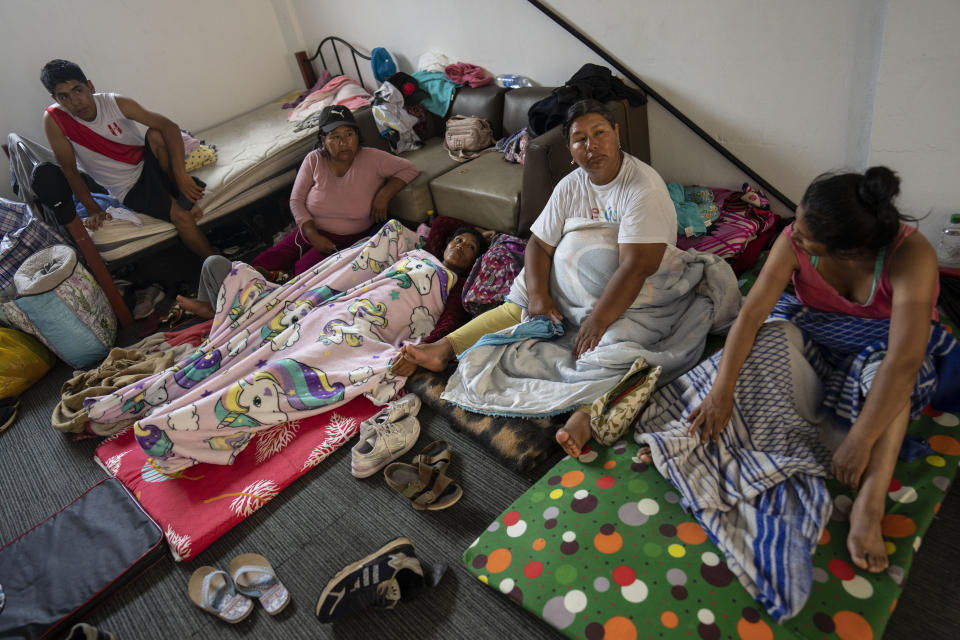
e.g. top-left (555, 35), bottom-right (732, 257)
top-left (289, 147), bottom-right (419, 235)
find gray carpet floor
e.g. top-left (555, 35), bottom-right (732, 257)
top-left (3, 344), bottom-right (959, 639)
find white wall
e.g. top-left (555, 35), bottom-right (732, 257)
top-left (0, 0), bottom-right (299, 199)
top-left (2, 1), bottom-right (956, 243)
top-left (869, 0), bottom-right (960, 241)
top-left (282, 0), bottom-right (957, 231)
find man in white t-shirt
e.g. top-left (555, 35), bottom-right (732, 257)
top-left (395, 99), bottom-right (678, 458)
top-left (40, 59), bottom-right (213, 258)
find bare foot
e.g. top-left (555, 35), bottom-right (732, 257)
top-left (637, 445), bottom-right (653, 464)
top-left (847, 493), bottom-right (888, 572)
top-left (175, 294), bottom-right (214, 320)
top-left (389, 353), bottom-right (417, 377)
top-left (556, 410), bottom-right (592, 458)
top-left (401, 340), bottom-right (454, 373)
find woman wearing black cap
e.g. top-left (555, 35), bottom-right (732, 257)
top-left (252, 104), bottom-right (418, 276)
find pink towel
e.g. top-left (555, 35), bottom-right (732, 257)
top-left (445, 62), bottom-right (491, 88)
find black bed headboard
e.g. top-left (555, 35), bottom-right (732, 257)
top-left (295, 36), bottom-right (375, 92)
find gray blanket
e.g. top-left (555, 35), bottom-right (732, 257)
top-left (441, 219), bottom-right (741, 417)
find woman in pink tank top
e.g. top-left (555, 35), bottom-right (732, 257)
top-left (682, 167), bottom-right (941, 574)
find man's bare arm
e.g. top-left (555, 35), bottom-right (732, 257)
top-left (116, 97), bottom-right (202, 202)
top-left (42, 112), bottom-right (110, 230)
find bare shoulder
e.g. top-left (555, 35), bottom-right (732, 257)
top-left (890, 229), bottom-right (937, 273)
top-left (889, 228), bottom-right (937, 291)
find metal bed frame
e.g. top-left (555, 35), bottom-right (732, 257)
top-left (295, 36), bottom-right (376, 92)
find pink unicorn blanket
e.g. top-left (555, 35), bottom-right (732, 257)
top-left (86, 220), bottom-right (455, 472)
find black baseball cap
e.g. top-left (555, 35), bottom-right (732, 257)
top-left (318, 105), bottom-right (358, 134)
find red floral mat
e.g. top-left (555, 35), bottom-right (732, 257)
top-left (95, 396), bottom-right (378, 561)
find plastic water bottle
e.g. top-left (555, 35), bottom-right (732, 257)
top-left (938, 213), bottom-right (960, 268)
top-left (495, 74), bottom-right (534, 88)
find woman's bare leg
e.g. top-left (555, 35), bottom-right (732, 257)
top-left (400, 339), bottom-right (455, 372)
top-left (846, 402), bottom-right (910, 572)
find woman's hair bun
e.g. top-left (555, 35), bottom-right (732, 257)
top-left (859, 166), bottom-right (900, 206)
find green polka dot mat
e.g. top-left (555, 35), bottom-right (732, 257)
top-left (463, 407), bottom-right (960, 640)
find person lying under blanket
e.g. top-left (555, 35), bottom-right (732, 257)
top-left (83, 220), bottom-right (487, 473)
top-left (393, 98), bottom-right (738, 457)
top-left (175, 224), bottom-right (488, 342)
top-left (251, 104), bottom-right (419, 276)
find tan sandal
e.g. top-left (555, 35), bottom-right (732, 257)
top-left (411, 439), bottom-right (451, 473)
top-left (188, 566), bottom-right (254, 623)
top-left (383, 461), bottom-right (462, 511)
top-left (228, 553), bottom-right (291, 615)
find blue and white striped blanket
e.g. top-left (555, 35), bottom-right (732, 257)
top-left (770, 295), bottom-right (959, 424)
top-left (636, 294), bottom-right (960, 621)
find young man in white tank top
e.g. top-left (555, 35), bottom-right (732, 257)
top-left (41, 59), bottom-right (213, 258)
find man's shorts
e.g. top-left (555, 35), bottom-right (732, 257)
top-left (122, 143), bottom-right (203, 221)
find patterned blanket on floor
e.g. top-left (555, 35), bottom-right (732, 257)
top-left (85, 220), bottom-right (454, 472)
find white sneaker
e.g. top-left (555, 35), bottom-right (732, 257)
top-left (359, 393), bottom-right (422, 437)
top-left (133, 284), bottom-right (165, 320)
top-left (350, 416), bottom-right (420, 478)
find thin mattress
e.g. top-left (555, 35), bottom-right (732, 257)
top-left (88, 91), bottom-right (315, 262)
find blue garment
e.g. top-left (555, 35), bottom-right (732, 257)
top-left (457, 315), bottom-right (564, 359)
top-left (73, 192), bottom-right (128, 219)
top-left (412, 71), bottom-right (460, 117)
top-left (668, 182), bottom-right (719, 238)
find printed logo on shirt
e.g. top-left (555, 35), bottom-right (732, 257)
top-left (107, 122), bottom-right (122, 136)
top-left (589, 205), bottom-right (619, 222)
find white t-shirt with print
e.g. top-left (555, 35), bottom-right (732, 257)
top-left (530, 153), bottom-right (676, 247)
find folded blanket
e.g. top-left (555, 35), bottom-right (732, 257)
top-left (441, 220), bottom-right (741, 417)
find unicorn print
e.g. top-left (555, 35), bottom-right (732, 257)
top-left (351, 220), bottom-right (402, 273)
top-left (167, 404), bottom-right (199, 431)
top-left (385, 256), bottom-right (452, 302)
top-left (227, 329), bottom-right (250, 357)
top-left (271, 321), bottom-right (302, 351)
top-left (228, 279), bottom-right (268, 328)
top-left (260, 300), bottom-right (314, 343)
top-left (349, 366), bottom-right (374, 386)
top-left (408, 306), bottom-right (436, 340)
top-left (173, 350), bottom-right (222, 390)
top-left (86, 392), bottom-right (123, 422)
top-left (215, 359), bottom-right (344, 429)
top-left (320, 299), bottom-right (388, 347)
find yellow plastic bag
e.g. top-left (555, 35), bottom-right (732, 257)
top-left (0, 327), bottom-right (55, 399)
